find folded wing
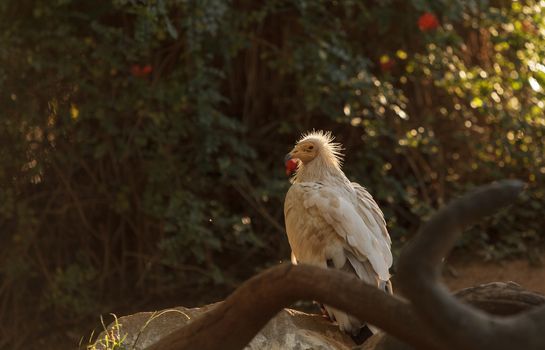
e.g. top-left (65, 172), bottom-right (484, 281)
top-left (289, 182), bottom-right (391, 281)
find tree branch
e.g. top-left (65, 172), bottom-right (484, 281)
top-left (397, 180), bottom-right (545, 350)
top-left (147, 264), bottom-right (441, 350)
top-left (144, 180), bottom-right (545, 350)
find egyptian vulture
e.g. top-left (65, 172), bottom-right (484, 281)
top-left (283, 130), bottom-right (393, 335)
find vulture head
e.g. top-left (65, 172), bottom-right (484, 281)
top-left (285, 130), bottom-right (343, 177)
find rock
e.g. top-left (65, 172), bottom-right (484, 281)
top-left (92, 304), bottom-right (358, 350)
top-left (92, 303), bottom-right (218, 350)
top-left (92, 282), bottom-right (545, 350)
top-left (246, 308), bottom-right (354, 350)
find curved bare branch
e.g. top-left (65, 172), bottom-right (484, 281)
top-left (147, 264), bottom-right (441, 350)
top-left (143, 180), bottom-right (545, 350)
top-left (397, 180), bottom-right (545, 350)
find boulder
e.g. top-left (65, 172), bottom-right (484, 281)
top-left (92, 303), bottom-right (365, 350)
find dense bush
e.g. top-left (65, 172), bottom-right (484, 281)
top-left (1, 0), bottom-right (545, 348)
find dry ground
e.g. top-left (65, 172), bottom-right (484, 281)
top-left (443, 256), bottom-right (545, 294)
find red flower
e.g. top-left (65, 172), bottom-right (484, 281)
top-left (379, 55), bottom-right (394, 72)
top-left (131, 64), bottom-right (153, 77)
top-left (418, 12), bottom-right (439, 32)
top-left (141, 65), bottom-right (153, 74)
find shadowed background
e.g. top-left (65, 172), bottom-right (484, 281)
top-left (1, 1), bottom-right (545, 349)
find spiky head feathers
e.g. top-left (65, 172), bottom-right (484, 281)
top-left (298, 130), bottom-right (343, 163)
top-left (288, 130), bottom-right (344, 170)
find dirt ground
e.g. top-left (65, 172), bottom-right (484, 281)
top-left (443, 256), bottom-right (545, 294)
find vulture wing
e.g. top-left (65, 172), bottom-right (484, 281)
top-left (351, 182), bottom-right (393, 273)
top-left (284, 182), bottom-right (391, 282)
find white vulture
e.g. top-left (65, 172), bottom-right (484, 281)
top-left (283, 130), bottom-right (393, 335)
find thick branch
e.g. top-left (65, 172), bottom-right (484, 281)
top-left (397, 180), bottom-right (545, 350)
top-left (145, 180), bottom-right (545, 350)
top-left (147, 264), bottom-right (441, 350)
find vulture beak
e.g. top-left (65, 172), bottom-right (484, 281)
top-left (284, 153), bottom-right (292, 162)
top-left (285, 153), bottom-right (299, 176)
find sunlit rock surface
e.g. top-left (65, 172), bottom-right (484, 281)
top-left (245, 308), bottom-right (354, 350)
top-left (92, 304), bottom-right (375, 350)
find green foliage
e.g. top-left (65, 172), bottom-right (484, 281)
top-left (1, 0), bottom-right (545, 348)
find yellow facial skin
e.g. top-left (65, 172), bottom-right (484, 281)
top-left (289, 140), bottom-right (318, 164)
